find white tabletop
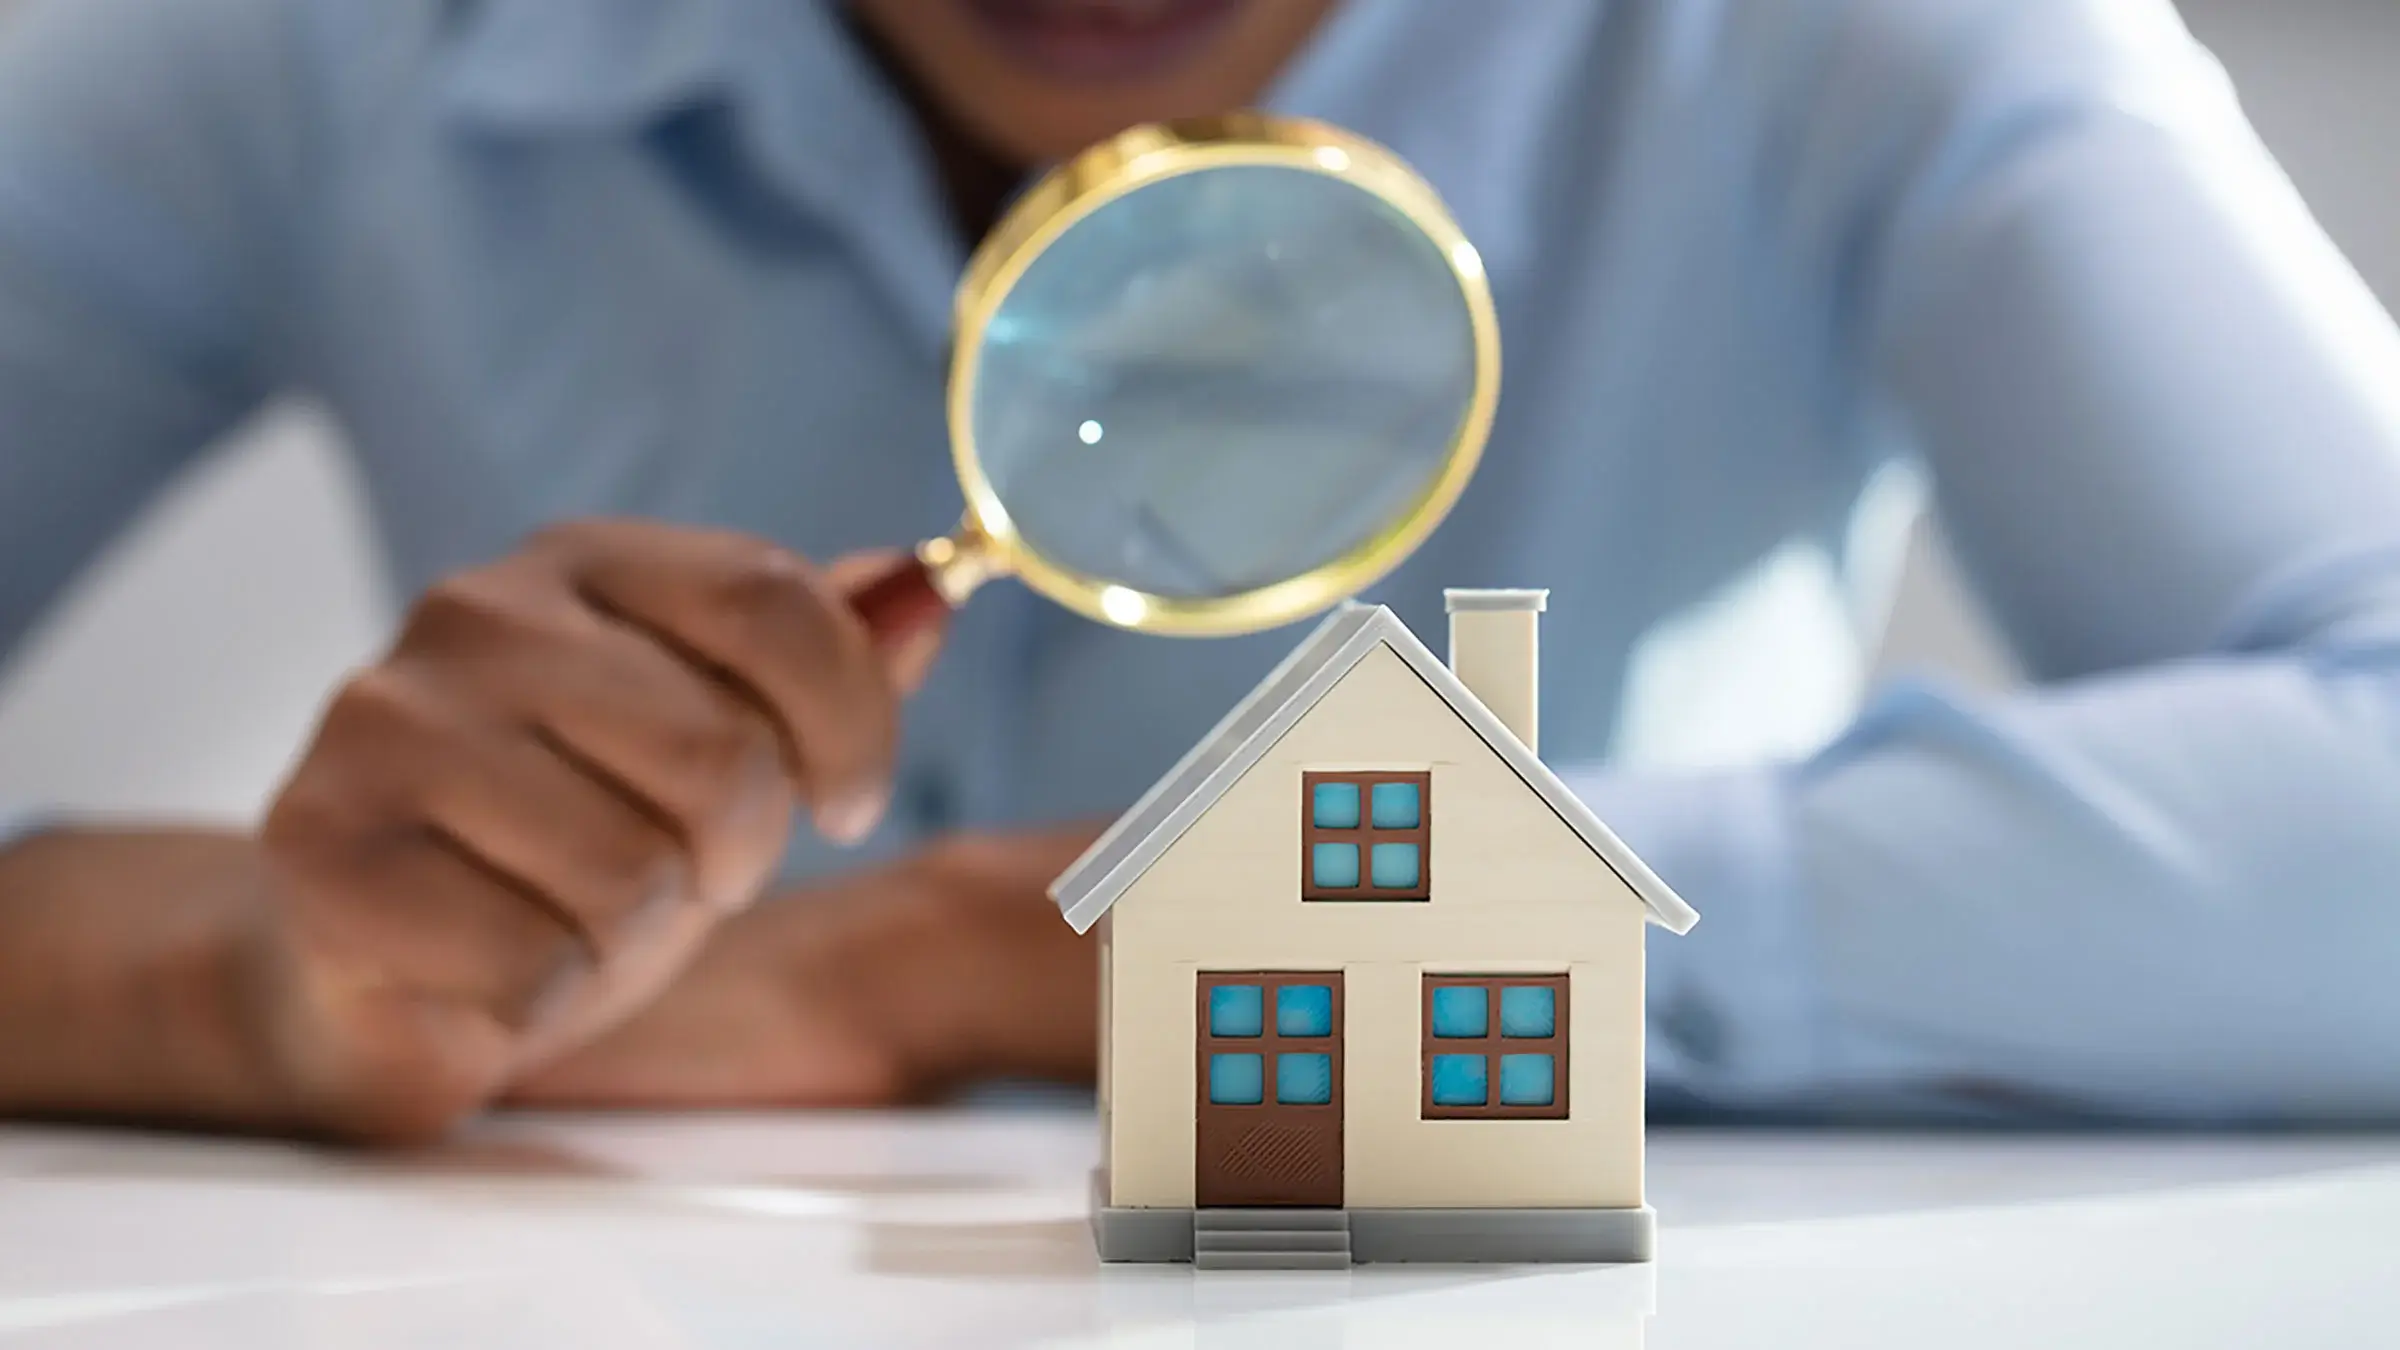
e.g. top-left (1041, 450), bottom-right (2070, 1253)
top-left (3, 1106), bottom-right (2395, 1348)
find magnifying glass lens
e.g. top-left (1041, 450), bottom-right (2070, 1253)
top-left (971, 164), bottom-right (1480, 601)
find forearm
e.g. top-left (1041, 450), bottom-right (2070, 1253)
top-left (1588, 641), bottom-right (2400, 1125)
top-left (1653, 0), bottom-right (2400, 1122)
top-left (0, 827), bottom-right (284, 1128)
top-left (500, 823), bottom-right (1104, 1111)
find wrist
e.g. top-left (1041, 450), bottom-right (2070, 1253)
top-left (903, 829), bottom-right (1101, 1090)
top-left (852, 846), bottom-right (992, 1096)
top-left (0, 828), bottom-right (288, 1129)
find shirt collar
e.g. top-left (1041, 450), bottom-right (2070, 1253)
top-left (437, 0), bottom-right (1591, 308)
top-left (441, 0), bottom-right (964, 347)
top-left (438, 0), bottom-right (744, 133)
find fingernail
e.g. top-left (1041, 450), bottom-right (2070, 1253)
top-left (818, 785), bottom-right (889, 846)
top-left (520, 955), bottom-right (588, 1032)
top-left (630, 860), bottom-right (695, 931)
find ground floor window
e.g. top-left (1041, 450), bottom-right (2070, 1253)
top-left (1422, 974), bottom-right (1568, 1119)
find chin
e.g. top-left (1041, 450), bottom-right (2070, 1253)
top-left (953, 83), bottom-right (1241, 166)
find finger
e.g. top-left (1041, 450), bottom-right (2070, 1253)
top-left (322, 665), bottom-right (695, 965)
top-left (389, 566), bottom-right (791, 912)
top-left (502, 609), bottom-right (796, 912)
top-left (263, 790), bottom-right (582, 1028)
top-left (534, 521), bottom-right (900, 844)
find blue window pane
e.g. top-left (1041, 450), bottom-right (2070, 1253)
top-left (1371, 781), bottom-right (1421, 828)
top-left (1311, 781), bottom-right (1360, 829)
top-left (1277, 1053), bottom-right (1333, 1104)
top-left (1430, 1054), bottom-right (1488, 1106)
top-left (1209, 1054), bottom-right (1264, 1104)
top-left (1500, 986), bottom-right (1556, 1038)
top-left (1370, 843), bottom-right (1421, 889)
top-left (1209, 985), bottom-right (1263, 1038)
top-left (1500, 1054), bottom-right (1556, 1106)
top-left (1311, 843), bottom-right (1360, 889)
top-left (1430, 986), bottom-right (1488, 1038)
top-left (1277, 985), bottom-right (1333, 1037)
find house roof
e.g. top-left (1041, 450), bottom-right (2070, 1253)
top-left (1048, 604), bottom-right (1701, 936)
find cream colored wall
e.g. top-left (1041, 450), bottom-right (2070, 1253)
top-left (1104, 642), bottom-right (1648, 1211)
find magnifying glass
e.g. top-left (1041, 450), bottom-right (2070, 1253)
top-left (855, 113), bottom-right (1500, 641)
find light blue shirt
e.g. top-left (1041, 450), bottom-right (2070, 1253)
top-left (5, 0), bottom-right (2400, 1125)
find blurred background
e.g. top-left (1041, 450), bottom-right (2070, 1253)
top-left (2, 0), bottom-right (2396, 825)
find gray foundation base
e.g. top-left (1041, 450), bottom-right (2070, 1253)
top-left (1349, 1206), bottom-right (1654, 1264)
top-left (1091, 1182), bottom-right (1197, 1263)
top-left (1092, 1170), bottom-right (1656, 1266)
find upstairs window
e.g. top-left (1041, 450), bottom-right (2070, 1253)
top-left (1303, 770), bottom-right (1430, 901)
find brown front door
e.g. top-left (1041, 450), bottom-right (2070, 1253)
top-left (1195, 972), bottom-right (1343, 1208)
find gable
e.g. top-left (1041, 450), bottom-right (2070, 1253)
top-left (1274, 645), bottom-right (1613, 908)
top-left (1118, 641), bottom-right (1642, 928)
top-left (1050, 606), bottom-right (1698, 935)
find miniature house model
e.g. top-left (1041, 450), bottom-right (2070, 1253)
top-left (1049, 590), bottom-right (1699, 1269)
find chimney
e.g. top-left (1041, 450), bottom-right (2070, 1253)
top-left (1444, 589), bottom-right (1547, 753)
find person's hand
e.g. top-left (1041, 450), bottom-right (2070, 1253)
top-left (504, 822), bottom-right (1106, 1109)
top-left (240, 522), bottom-right (932, 1142)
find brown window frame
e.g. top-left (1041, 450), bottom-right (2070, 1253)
top-left (1195, 972), bottom-right (1346, 1116)
top-left (1302, 770), bottom-right (1431, 901)
top-left (1421, 974), bottom-right (1569, 1120)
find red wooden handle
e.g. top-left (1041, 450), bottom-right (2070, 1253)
top-left (850, 552), bottom-right (954, 654)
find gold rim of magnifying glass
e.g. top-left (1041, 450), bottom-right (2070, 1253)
top-left (923, 113), bottom-right (1501, 637)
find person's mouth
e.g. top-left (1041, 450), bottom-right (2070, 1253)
top-left (956, 0), bottom-right (1248, 82)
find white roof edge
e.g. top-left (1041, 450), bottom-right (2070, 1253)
top-left (1047, 605), bottom-right (1699, 936)
top-left (1048, 606), bottom-right (1376, 933)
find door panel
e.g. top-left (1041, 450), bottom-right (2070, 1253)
top-left (1196, 972), bottom-right (1343, 1207)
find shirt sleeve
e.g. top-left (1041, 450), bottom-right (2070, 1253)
top-left (1599, 0), bottom-right (2400, 1125)
top-left (0, 0), bottom-right (304, 664)
top-left (0, 0), bottom-right (304, 854)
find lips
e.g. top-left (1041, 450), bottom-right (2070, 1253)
top-left (957, 0), bottom-right (1248, 81)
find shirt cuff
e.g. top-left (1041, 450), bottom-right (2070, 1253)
top-left (1559, 762), bottom-right (1826, 1107)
